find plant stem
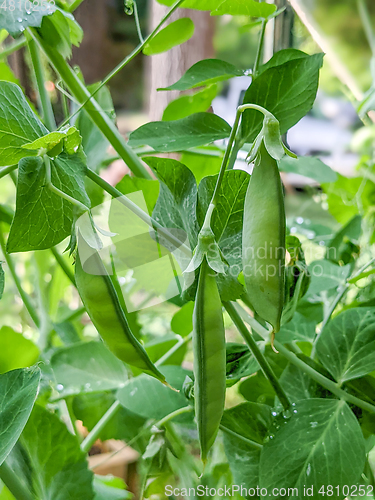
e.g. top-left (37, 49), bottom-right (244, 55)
top-left (357, 0), bottom-right (375, 54)
top-left (348, 256), bottom-right (375, 283)
top-left (224, 301), bottom-right (291, 411)
top-left (155, 406), bottom-right (193, 429)
top-left (81, 401), bottom-right (121, 453)
top-left (253, 18), bottom-right (267, 77)
top-left (86, 168), bottom-right (191, 257)
top-left (0, 37), bottom-right (27, 59)
top-left (234, 301), bottom-right (375, 414)
top-left (0, 462), bottom-right (34, 500)
top-left (0, 224), bottom-right (40, 328)
top-left (274, 341), bottom-right (375, 414)
top-left (50, 247), bottom-right (75, 285)
top-left (68, 0), bottom-right (84, 12)
top-left (155, 332), bottom-right (192, 366)
top-left (32, 32), bottom-right (151, 180)
top-left (210, 103), bottom-right (271, 209)
top-left (133, 1), bottom-right (144, 44)
top-left (27, 36), bottom-right (56, 131)
top-left (0, 165), bottom-right (17, 180)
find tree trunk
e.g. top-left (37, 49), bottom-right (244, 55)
top-left (146, 1), bottom-right (215, 121)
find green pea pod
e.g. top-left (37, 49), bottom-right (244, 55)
top-left (75, 235), bottom-right (166, 384)
top-left (242, 141), bottom-right (286, 333)
top-left (193, 258), bottom-right (226, 463)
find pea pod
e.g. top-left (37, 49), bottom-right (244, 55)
top-left (193, 258), bottom-right (226, 462)
top-left (75, 235), bottom-right (166, 384)
top-left (242, 141), bottom-right (286, 333)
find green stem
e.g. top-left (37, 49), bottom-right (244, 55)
top-left (33, 252), bottom-right (52, 350)
top-left (0, 224), bottom-right (40, 328)
top-left (81, 401), bottom-right (121, 453)
top-left (68, 0), bottom-right (85, 12)
top-left (357, 0), bottom-right (375, 54)
top-left (348, 256), bottom-right (375, 283)
top-left (50, 247), bottom-right (75, 285)
top-left (253, 18), bottom-right (267, 77)
top-left (133, 1), bottom-right (144, 44)
top-left (156, 332), bottom-right (192, 366)
top-left (234, 302), bottom-right (375, 414)
top-left (0, 37), bottom-right (27, 59)
top-left (86, 168), bottom-right (191, 256)
top-left (224, 301), bottom-right (291, 411)
top-left (210, 103), bottom-right (273, 211)
top-left (0, 462), bottom-right (34, 500)
top-left (32, 33), bottom-right (151, 179)
top-left (27, 36), bottom-right (56, 131)
top-left (155, 406), bottom-right (193, 429)
top-left (59, 0), bottom-right (186, 128)
top-left (0, 165), bottom-right (17, 180)
top-left (226, 140), bottom-right (241, 171)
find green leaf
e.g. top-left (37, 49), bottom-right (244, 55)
top-left (180, 150), bottom-right (222, 184)
top-left (0, 367), bottom-right (40, 466)
top-left (73, 392), bottom-right (146, 446)
top-left (0, 82), bottom-right (48, 167)
top-left (171, 301), bottom-right (194, 337)
top-left (277, 363), bottom-right (317, 408)
top-left (7, 153), bottom-right (90, 253)
top-left (197, 170), bottom-right (249, 268)
top-left (259, 49), bottom-right (309, 75)
top-left (212, 0), bottom-right (276, 17)
top-left (276, 313), bottom-right (316, 344)
top-left (146, 156), bottom-right (199, 249)
top-left (197, 170), bottom-right (249, 300)
top-left (143, 18), bottom-right (194, 56)
top-left (307, 260), bottom-right (351, 296)
top-left (279, 156), bottom-right (337, 184)
top-left (51, 341), bottom-right (129, 399)
top-left (0, 263), bottom-right (4, 300)
top-left (326, 215), bottom-right (362, 265)
top-left (22, 405), bottom-right (94, 500)
top-left (158, 59), bottom-right (245, 91)
top-left (115, 176), bottom-right (160, 215)
top-left (128, 113), bottom-right (231, 152)
top-left (162, 85), bottom-right (218, 121)
top-left (317, 308), bottom-right (375, 384)
top-left (225, 344), bottom-right (259, 386)
top-left (94, 476), bottom-right (132, 500)
top-left (21, 127), bottom-right (81, 155)
top-left (37, 9), bottom-right (83, 59)
top-left (0, 1), bottom-right (57, 37)
top-left (116, 366), bottom-right (191, 420)
top-left (0, 326), bottom-right (39, 374)
top-left (241, 54), bottom-right (324, 144)
top-left (259, 399), bottom-right (366, 499)
top-left (323, 174), bottom-right (375, 225)
top-left (0, 61), bottom-right (20, 86)
top-left (222, 403), bottom-right (271, 491)
top-left (239, 372), bottom-right (275, 407)
top-left (222, 402), bottom-right (271, 444)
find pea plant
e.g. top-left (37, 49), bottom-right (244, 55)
top-left (0, 0), bottom-right (375, 498)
